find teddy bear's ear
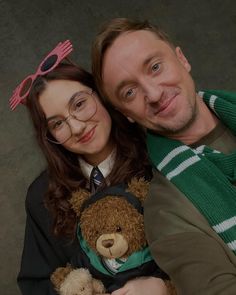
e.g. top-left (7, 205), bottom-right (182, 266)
top-left (126, 177), bottom-right (150, 204)
top-left (70, 189), bottom-right (90, 216)
top-left (50, 264), bottom-right (73, 292)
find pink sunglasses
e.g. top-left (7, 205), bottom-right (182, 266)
top-left (9, 40), bottom-right (73, 110)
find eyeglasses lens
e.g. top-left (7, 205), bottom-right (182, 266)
top-left (41, 55), bottom-right (58, 72)
top-left (70, 94), bottom-right (96, 121)
top-left (19, 77), bottom-right (33, 97)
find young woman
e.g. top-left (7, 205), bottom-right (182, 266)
top-left (11, 41), bottom-right (169, 295)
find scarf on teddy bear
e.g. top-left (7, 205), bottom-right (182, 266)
top-left (147, 90), bottom-right (236, 254)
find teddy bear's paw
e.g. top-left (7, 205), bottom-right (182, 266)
top-left (50, 264), bottom-right (74, 292)
top-left (92, 278), bottom-right (106, 293)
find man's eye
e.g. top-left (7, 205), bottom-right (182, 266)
top-left (151, 63), bottom-right (161, 72)
top-left (125, 89), bottom-right (134, 98)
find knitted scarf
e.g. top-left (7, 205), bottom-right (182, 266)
top-left (147, 90), bottom-right (236, 254)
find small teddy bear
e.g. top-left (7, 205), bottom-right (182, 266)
top-left (51, 178), bottom-right (176, 295)
top-left (51, 264), bottom-right (105, 295)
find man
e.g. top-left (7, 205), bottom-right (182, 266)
top-left (91, 18), bottom-right (236, 294)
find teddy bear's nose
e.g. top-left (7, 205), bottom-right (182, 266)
top-left (102, 239), bottom-right (114, 248)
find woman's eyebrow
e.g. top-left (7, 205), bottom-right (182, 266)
top-left (68, 91), bottom-right (80, 106)
top-left (46, 92), bottom-right (79, 122)
top-left (46, 115), bottom-right (61, 123)
top-left (46, 90), bottom-right (88, 122)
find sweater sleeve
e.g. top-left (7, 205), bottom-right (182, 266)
top-left (144, 170), bottom-right (236, 295)
top-left (17, 171), bottom-right (79, 295)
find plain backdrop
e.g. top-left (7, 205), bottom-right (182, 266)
top-left (1, 0), bottom-right (236, 294)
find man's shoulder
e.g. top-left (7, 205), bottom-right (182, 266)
top-left (147, 169), bottom-right (198, 213)
top-left (146, 169), bottom-right (180, 207)
top-left (202, 89), bottom-right (236, 103)
top-left (150, 169), bottom-right (173, 188)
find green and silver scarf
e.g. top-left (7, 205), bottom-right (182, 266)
top-left (147, 90), bottom-right (236, 254)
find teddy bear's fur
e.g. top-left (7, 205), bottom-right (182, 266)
top-left (51, 178), bottom-right (176, 295)
top-left (51, 264), bottom-right (105, 295)
top-left (70, 177), bottom-right (148, 259)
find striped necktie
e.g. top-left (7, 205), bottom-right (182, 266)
top-left (90, 166), bottom-right (104, 193)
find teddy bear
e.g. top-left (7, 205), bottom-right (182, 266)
top-left (51, 264), bottom-right (105, 295)
top-left (51, 178), bottom-right (176, 295)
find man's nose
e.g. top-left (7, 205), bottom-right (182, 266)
top-left (142, 82), bottom-right (163, 104)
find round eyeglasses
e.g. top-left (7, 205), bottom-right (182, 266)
top-left (46, 89), bottom-right (97, 144)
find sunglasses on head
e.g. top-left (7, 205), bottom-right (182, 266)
top-left (9, 40), bottom-right (73, 110)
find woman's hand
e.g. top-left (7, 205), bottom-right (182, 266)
top-left (111, 277), bottom-right (169, 295)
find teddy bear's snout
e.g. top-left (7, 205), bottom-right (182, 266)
top-left (101, 239), bottom-right (114, 248)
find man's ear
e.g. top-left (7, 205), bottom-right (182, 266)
top-left (114, 105), bottom-right (135, 123)
top-left (175, 47), bottom-right (191, 72)
top-left (126, 116), bottom-right (135, 123)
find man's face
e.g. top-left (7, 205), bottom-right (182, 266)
top-left (102, 30), bottom-right (197, 135)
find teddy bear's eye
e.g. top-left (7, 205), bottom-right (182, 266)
top-left (116, 226), bottom-right (122, 232)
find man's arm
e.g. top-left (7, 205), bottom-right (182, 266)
top-left (145, 171), bottom-right (236, 295)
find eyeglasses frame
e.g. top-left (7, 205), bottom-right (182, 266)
top-left (45, 89), bottom-right (98, 145)
top-left (9, 40), bottom-right (73, 110)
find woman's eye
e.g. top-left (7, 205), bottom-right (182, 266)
top-left (73, 99), bottom-right (86, 111)
top-left (75, 100), bottom-right (83, 108)
top-left (52, 120), bottom-right (63, 130)
top-left (151, 63), bottom-right (160, 72)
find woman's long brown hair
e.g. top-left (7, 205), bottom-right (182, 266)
top-left (26, 63), bottom-right (151, 238)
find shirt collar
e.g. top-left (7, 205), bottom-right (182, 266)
top-left (79, 149), bottom-right (116, 180)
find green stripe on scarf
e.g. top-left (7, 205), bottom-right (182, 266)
top-left (147, 90), bottom-right (236, 254)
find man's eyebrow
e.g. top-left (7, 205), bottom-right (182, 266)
top-left (143, 52), bottom-right (162, 67)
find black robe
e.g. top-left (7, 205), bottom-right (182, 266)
top-left (17, 171), bottom-right (80, 295)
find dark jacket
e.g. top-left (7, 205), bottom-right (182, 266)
top-left (17, 171), bottom-right (80, 295)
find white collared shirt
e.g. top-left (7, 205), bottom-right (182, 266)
top-left (78, 150), bottom-right (116, 181)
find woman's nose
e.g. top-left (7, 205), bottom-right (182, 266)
top-left (67, 116), bottom-right (86, 134)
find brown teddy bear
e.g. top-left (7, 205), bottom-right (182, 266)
top-left (51, 264), bottom-right (105, 295)
top-left (51, 178), bottom-right (176, 295)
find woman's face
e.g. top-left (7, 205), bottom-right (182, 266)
top-left (39, 79), bottom-right (113, 165)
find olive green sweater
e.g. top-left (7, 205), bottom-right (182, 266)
top-left (145, 122), bottom-right (236, 295)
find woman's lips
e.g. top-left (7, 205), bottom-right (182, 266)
top-left (79, 126), bottom-right (96, 143)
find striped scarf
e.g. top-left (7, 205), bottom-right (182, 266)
top-left (147, 90), bottom-right (236, 253)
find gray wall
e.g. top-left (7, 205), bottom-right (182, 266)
top-left (1, 0), bottom-right (236, 294)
